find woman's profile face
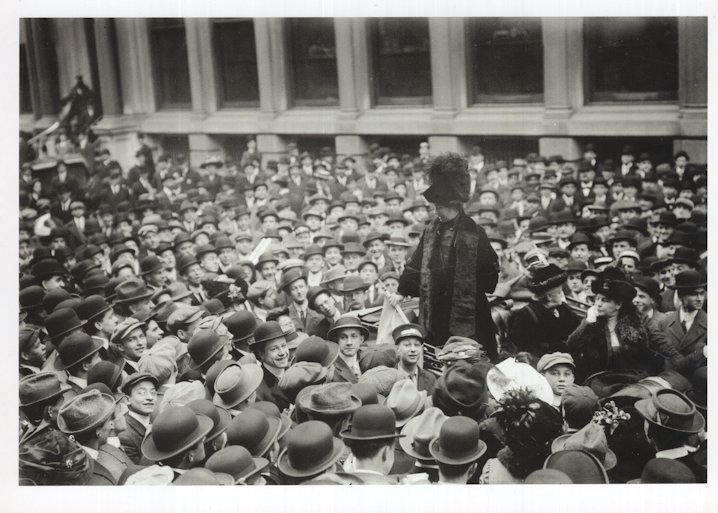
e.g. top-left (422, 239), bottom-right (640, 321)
top-left (594, 293), bottom-right (620, 317)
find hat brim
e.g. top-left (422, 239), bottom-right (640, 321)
top-left (327, 323), bottom-right (369, 341)
top-left (277, 437), bottom-right (345, 478)
top-left (340, 428), bottom-right (404, 442)
top-left (634, 397), bottom-right (705, 434)
top-left (114, 289), bottom-right (155, 304)
top-left (550, 435), bottom-right (617, 471)
top-left (206, 406), bottom-right (232, 443)
top-left (48, 319), bottom-right (88, 344)
top-left (428, 437), bottom-right (487, 466)
top-left (398, 415), bottom-right (439, 460)
top-left (212, 364), bottom-right (264, 410)
top-left (20, 382), bottom-right (73, 407)
top-left (235, 457), bottom-right (271, 484)
top-left (141, 414), bottom-right (213, 462)
top-left (298, 394), bottom-right (362, 416)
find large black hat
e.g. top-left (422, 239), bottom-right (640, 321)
top-left (422, 153), bottom-right (471, 205)
top-left (528, 264), bottom-right (567, 295)
top-left (590, 267), bottom-right (636, 303)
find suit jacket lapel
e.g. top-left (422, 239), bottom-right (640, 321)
top-left (682, 311), bottom-right (707, 348)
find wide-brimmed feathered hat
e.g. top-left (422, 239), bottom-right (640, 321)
top-left (528, 264), bottom-right (567, 295)
top-left (422, 153), bottom-right (471, 205)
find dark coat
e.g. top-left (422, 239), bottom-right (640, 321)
top-left (661, 310), bottom-right (707, 376)
top-left (505, 302), bottom-right (581, 363)
top-left (118, 413), bottom-right (148, 465)
top-left (331, 356), bottom-right (359, 384)
top-left (416, 367), bottom-right (437, 394)
top-left (398, 210), bottom-right (499, 358)
top-left (87, 458), bottom-right (117, 486)
top-left (567, 313), bottom-right (664, 383)
top-left (255, 365), bottom-right (290, 412)
top-left (288, 302), bottom-right (324, 336)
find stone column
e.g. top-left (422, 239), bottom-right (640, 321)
top-left (189, 134), bottom-right (224, 168)
top-left (538, 138), bottom-right (581, 160)
top-left (335, 18), bottom-right (360, 124)
top-left (675, 17), bottom-right (707, 163)
top-left (185, 18), bottom-right (217, 114)
top-left (256, 134), bottom-right (288, 166)
top-left (26, 19), bottom-right (59, 121)
top-left (335, 135), bottom-right (369, 164)
top-left (93, 19), bottom-right (122, 116)
top-left (114, 18), bottom-right (155, 115)
top-left (542, 18), bottom-right (574, 122)
top-left (255, 18), bottom-right (289, 127)
top-left (52, 19), bottom-right (94, 93)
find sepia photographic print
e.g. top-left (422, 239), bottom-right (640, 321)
top-left (11, 1), bottom-right (713, 512)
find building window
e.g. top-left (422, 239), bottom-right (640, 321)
top-left (149, 19), bottom-right (192, 109)
top-left (370, 18), bottom-right (432, 106)
top-left (287, 18), bottom-right (339, 107)
top-left (586, 17), bottom-right (678, 102)
top-left (213, 19), bottom-right (259, 107)
top-left (467, 18), bottom-right (544, 104)
top-left (20, 43), bottom-right (33, 114)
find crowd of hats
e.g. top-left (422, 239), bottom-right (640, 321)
top-left (17, 139), bottom-right (708, 486)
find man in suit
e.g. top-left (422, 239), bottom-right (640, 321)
top-left (119, 374), bottom-right (158, 465)
top-left (279, 269), bottom-right (323, 335)
top-left (356, 164), bottom-right (388, 200)
top-left (328, 161), bottom-right (352, 199)
top-left (662, 270), bottom-right (707, 377)
top-left (326, 316), bottom-right (367, 384)
top-left (287, 162), bottom-right (314, 198)
top-left (101, 169), bottom-right (132, 209)
top-left (393, 323), bottom-right (437, 394)
top-left (64, 200), bottom-right (88, 247)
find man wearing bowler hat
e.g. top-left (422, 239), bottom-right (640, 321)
top-left (340, 405), bottom-right (404, 484)
top-left (389, 153), bottom-right (498, 356)
top-left (56, 332), bottom-right (104, 395)
top-left (141, 405), bottom-right (214, 481)
top-left (661, 270), bottom-right (707, 376)
top-left (392, 323), bottom-right (436, 393)
top-left (279, 268), bottom-right (322, 335)
top-left (113, 277), bottom-right (155, 318)
top-left (429, 415), bottom-right (486, 484)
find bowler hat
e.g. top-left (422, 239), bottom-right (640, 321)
top-left (628, 458), bottom-right (696, 484)
top-left (205, 446), bottom-right (269, 485)
top-left (306, 286), bottom-right (332, 311)
top-left (224, 310), bottom-right (257, 344)
top-left (186, 398), bottom-right (231, 443)
top-left (634, 388), bottom-right (704, 434)
top-left (340, 404), bottom-right (404, 441)
top-left (525, 469), bottom-right (573, 484)
top-left (77, 295), bottom-right (113, 322)
top-left (85, 357), bottom-right (122, 389)
top-left (293, 336), bottom-right (340, 368)
top-left (176, 254), bottom-right (200, 274)
top-left (277, 421), bottom-right (345, 478)
top-left (362, 231), bottom-right (387, 248)
top-left (81, 273), bottom-right (110, 297)
top-left (252, 321), bottom-right (286, 347)
top-left (320, 266), bottom-right (347, 285)
top-left (212, 362), bottom-right (264, 410)
top-left (278, 268), bottom-right (306, 292)
top-left (607, 230), bottom-right (636, 247)
top-left (247, 401), bottom-right (292, 440)
top-left (350, 382), bottom-right (386, 407)
top-left (429, 416), bottom-right (486, 465)
top-left (114, 278), bottom-right (154, 305)
top-left (20, 285), bottom-right (46, 312)
top-left (399, 407), bottom-right (448, 460)
top-left (57, 389), bottom-right (116, 435)
top-left (387, 379), bottom-right (427, 427)
top-left (187, 329), bottom-right (226, 370)
top-left (55, 332), bottom-right (103, 371)
top-left (226, 408), bottom-right (281, 457)
top-left (254, 251), bottom-right (279, 270)
top-left (19, 372), bottom-right (71, 407)
top-left (631, 276), bottom-right (661, 304)
top-left (172, 467), bottom-right (234, 485)
top-left (139, 255), bottom-right (163, 276)
top-left (33, 258), bottom-right (65, 281)
top-left (298, 382), bottom-right (362, 416)
top-left (141, 406), bottom-right (213, 461)
top-left (543, 450), bottom-right (609, 484)
top-left (669, 269), bottom-right (705, 291)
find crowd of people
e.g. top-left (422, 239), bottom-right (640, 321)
top-left (18, 131), bottom-right (707, 485)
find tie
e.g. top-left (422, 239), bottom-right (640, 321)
top-left (300, 309), bottom-right (306, 326)
top-left (682, 320), bottom-right (688, 333)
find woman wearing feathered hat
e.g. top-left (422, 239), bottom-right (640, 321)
top-left (388, 153), bottom-right (499, 358)
top-left (566, 267), bottom-right (663, 384)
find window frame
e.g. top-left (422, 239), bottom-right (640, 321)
top-left (584, 17), bottom-right (679, 104)
top-left (369, 18), bottom-right (433, 107)
top-left (286, 18), bottom-right (340, 108)
top-left (465, 17), bottom-right (545, 105)
top-left (212, 18), bottom-right (261, 109)
top-left (149, 18), bottom-right (193, 111)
